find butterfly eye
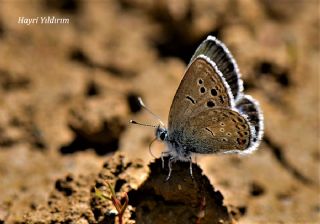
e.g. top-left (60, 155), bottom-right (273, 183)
top-left (160, 132), bottom-right (166, 140)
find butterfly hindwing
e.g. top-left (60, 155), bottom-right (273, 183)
top-left (179, 107), bottom-right (253, 154)
top-left (235, 95), bottom-right (264, 153)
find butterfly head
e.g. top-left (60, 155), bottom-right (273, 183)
top-left (130, 97), bottom-right (168, 141)
top-left (155, 126), bottom-right (168, 141)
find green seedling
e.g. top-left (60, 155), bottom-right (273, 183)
top-left (95, 181), bottom-right (129, 224)
top-left (195, 196), bottom-right (206, 224)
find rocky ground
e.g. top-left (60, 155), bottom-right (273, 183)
top-left (0, 0), bottom-right (319, 223)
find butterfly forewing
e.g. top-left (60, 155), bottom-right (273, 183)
top-left (190, 36), bottom-right (243, 99)
top-left (168, 57), bottom-right (233, 133)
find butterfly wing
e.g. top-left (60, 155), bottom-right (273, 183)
top-left (190, 36), bottom-right (244, 100)
top-left (174, 107), bottom-right (255, 154)
top-left (235, 95), bottom-right (264, 153)
top-left (167, 36), bottom-right (263, 155)
top-left (168, 56), bottom-right (234, 133)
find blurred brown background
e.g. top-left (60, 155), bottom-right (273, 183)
top-left (0, 0), bottom-right (319, 223)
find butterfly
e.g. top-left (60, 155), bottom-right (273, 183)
top-left (131, 36), bottom-right (264, 181)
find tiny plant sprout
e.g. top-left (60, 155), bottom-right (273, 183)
top-left (195, 196), bottom-right (206, 224)
top-left (95, 181), bottom-right (129, 224)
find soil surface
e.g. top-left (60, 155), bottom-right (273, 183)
top-left (0, 0), bottom-right (319, 223)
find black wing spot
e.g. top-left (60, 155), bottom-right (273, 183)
top-left (207, 100), bottom-right (215, 108)
top-left (198, 79), bottom-right (203, 84)
top-left (211, 88), bottom-right (218, 96)
top-left (186, 96), bottom-right (196, 104)
top-left (222, 138), bottom-right (228, 142)
top-left (200, 87), bottom-right (206, 93)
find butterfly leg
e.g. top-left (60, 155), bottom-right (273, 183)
top-left (161, 151), bottom-right (170, 169)
top-left (165, 157), bottom-right (175, 181)
top-left (189, 156), bottom-right (194, 179)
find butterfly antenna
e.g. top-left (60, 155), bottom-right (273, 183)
top-left (148, 137), bottom-right (157, 158)
top-left (138, 97), bottom-right (165, 126)
top-left (129, 120), bottom-right (157, 128)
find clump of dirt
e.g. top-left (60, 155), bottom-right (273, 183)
top-left (21, 154), bottom-right (233, 224)
top-left (130, 158), bottom-right (232, 224)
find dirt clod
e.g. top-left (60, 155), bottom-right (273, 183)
top-left (129, 158), bottom-right (232, 224)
